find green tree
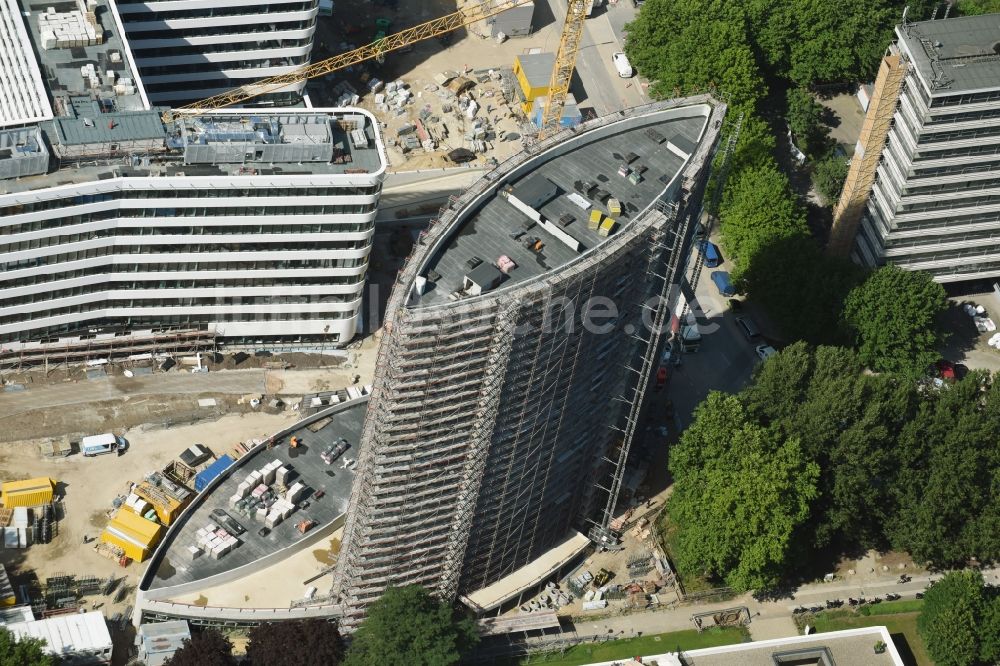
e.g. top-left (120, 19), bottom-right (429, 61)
top-left (742, 235), bottom-right (863, 344)
top-left (247, 620), bottom-right (343, 666)
top-left (0, 627), bottom-right (53, 666)
top-left (666, 393), bottom-right (819, 592)
top-left (719, 164), bottom-right (808, 277)
top-left (779, 0), bottom-right (898, 86)
top-left (164, 630), bottom-right (236, 666)
top-left (624, 0), bottom-right (766, 110)
top-left (918, 571), bottom-right (991, 666)
top-left (786, 88), bottom-right (832, 159)
top-left (843, 264), bottom-right (948, 374)
top-left (955, 0), bottom-right (1000, 15)
top-left (812, 154), bottom-right (849, 205)
top-left (344, 586), bottom-right (478, 666)
top-left (886, 377), bottom-right (1000, 566)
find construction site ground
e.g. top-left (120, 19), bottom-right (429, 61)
top-left (0, 412), bottom-right (294, 664)
top-left (312, 0), bottom-right (571, 172)
top-left (0, 336), bottom-right (381, 443)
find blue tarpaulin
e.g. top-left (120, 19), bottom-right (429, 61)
top-left (195, 455), bottom-right (235, 492)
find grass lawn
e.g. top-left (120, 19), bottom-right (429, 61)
top-left (809, 603), bottom-right (929, 666)
top-left (517, 627), bottom-right (748, 666)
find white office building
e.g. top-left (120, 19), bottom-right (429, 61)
top-left (1, 0), bottom-right (386, 363)
top-left (843, 13), bottom-right (1000, 282)
top-left (114, 0), bottom-right (320, 106)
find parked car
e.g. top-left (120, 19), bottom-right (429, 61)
top-left (755, 344), bottom-right (778, 360)
top-left (711, 271), bottom-right (736, 297)
top-left (735, 316), bottom-right (761, 340)
top-left (612, 51), bottom-right (634, 78)
top-left (698, 241), bottom-right (722, 268)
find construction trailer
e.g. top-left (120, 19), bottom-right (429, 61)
top-left (512, 52), bottom-right (555, 114)
top-left (101, 510), bottom-right (162, 563)
top-left (1, 478), bottom-right (55, 508)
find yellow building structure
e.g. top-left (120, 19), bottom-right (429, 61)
top-left (512, 52), bottom-right (555, 115)
top-left (132, 481), bottom-right (186, 526)
top-left (1, 478), bottom-right (55, 508)
top-left (100, 510), bottom-right (162, 562)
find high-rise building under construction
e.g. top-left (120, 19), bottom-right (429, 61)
top-left (334, 97), bottom-right (725, 623)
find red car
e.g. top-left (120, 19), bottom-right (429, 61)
top-left (935, 360), bottom-right (956, 381)
top-left (655, 366), bottom-right (668, 390)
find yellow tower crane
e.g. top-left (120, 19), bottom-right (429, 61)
top-left (538, 0), bottom-right (588, 136)
top-left (163, 0), bottom-right (528, 123)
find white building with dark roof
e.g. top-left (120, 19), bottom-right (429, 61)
top-left (0, 0), bottom-right (386, 365)
top-left (833, 13), bottom-right (1000, 282)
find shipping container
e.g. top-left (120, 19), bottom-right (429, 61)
top-left (100, 510), bottom-right (162, 562)
top-left (1, 477), bottom-right (54, 508)
top-left (195, 455), bottom-right (235, 492)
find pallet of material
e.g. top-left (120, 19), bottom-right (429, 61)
top-left (307, 416), bottom-right (334, 433)
top-left (0, 509), bottom-right (12, 527)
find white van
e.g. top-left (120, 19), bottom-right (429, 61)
top-left (81, 433), bottom-right (126, 457)
top-left (612, 52), bottom-right (634, 78)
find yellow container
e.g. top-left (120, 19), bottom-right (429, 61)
top-left (607, 198), bottom-right (622, 216)
top-left (100, 510), bottom-right (162, 562)
top-left (133, 481), bottom-right (186, 526)
top-left (599, 218), bottom-right (617, 237)
top-left (588, 210), bottom-right (603, 230)
top-left (1, 477), bottom-right (55, 508)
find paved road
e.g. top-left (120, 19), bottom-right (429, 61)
top-left (0, 370), bottom-right (267, 419)
top-left (543, 0), bottom-right (647, 116)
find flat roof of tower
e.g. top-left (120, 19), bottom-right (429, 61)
top-left (897, 13), bottom-right (1000, 94)
top-left (144, 398), bottom-right (367, 593)
top-left (410, 103), bottom-right (711, 307)
top-left (0, 0), bottom-right (54, 127)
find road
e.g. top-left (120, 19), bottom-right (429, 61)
top-left (543, 0), bottom-right (647, 116)
top-left (666, 238), bottom-right (758, 430)
top-left (0, 370), bottom-right (267, 419)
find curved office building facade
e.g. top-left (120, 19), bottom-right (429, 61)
top-left (334, 97), bottom-right (725, 623)
top-left (0, 109), bottom-right (386, 352)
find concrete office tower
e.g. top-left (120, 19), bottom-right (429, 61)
top-left (0, 0), bottom-right (386, 366)
top-left (114, 0), bottom-right (320, 106)
top-left (831, 13), bottom-right (1000, 282)
top-left (335, 97), bottom-right (724, 624)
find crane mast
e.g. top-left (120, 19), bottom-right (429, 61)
top-left (539, 0), bottom-right (588, 135)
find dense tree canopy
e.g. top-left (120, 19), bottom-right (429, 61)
top-left (247, 620), bottom-right (343, 666)
top-left (719, 164), bottom-right (808, 277)
top-left (0, 627), bottom-right (53, 666)
top-left (344, 586), bottom-right (478, 666)
top-left (843, 264), bottom-right (948, 374)
top-left (624, 0), bottom-right (765, 110)
top-left (918, 571), bottom-right (1000, 666)
top-left (667, 393), bottom-right (819, 592)
top-left (741, 236), bottom-right (863, 345)
top-left (164, 630), bottom-right (236, 666)
top-left (665, 343), bottom-right (1000, 590)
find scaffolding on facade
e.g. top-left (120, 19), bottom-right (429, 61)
top-left (0, 329), bottom-right (218, 371)
top-left (829, 51), bottom-right (909, 257)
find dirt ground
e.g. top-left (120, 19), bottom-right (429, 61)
top-left (311, 0), bottom-right (569, 171)
top-left (0, 412), bottom-right (296, 583)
